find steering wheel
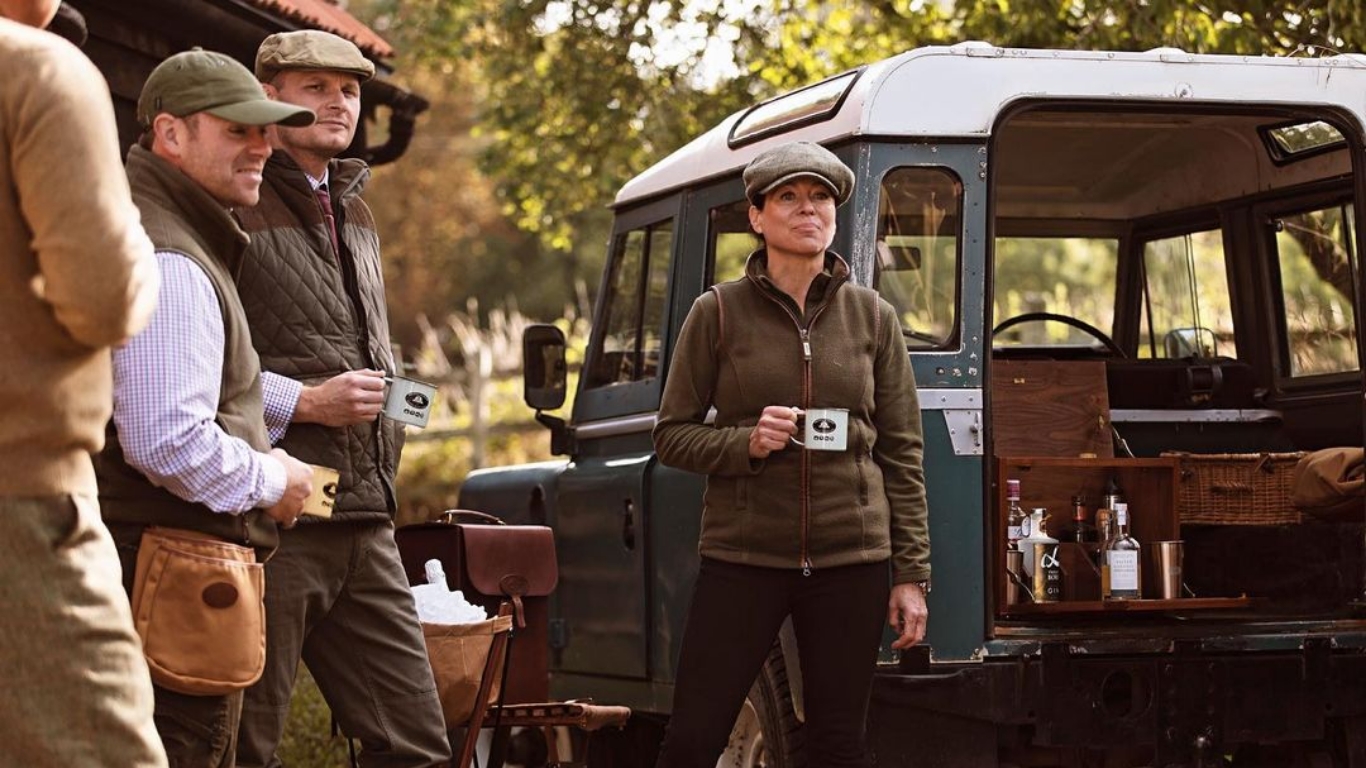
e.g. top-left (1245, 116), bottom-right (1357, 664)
top-left (991, 311), bottom-right (1127, 358)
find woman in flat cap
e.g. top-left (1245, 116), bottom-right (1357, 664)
top-left (653, 140), bottom-right (931, 767)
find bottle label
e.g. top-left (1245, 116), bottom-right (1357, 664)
top-left (1108, 550), bottom-right (1140, 593)
top-left (1008, 525), bottom-right (1023, 543)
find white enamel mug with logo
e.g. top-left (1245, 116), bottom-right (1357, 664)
top-left (383, 375), bottom-right (437, 428)
top-left (790, 407), bottom-right (849, 451)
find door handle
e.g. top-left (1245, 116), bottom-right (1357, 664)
top-left (622, 498), bottom-right (636, 551)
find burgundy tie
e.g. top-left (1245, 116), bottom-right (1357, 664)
top-left (315, 184), bottom-right (340, 259)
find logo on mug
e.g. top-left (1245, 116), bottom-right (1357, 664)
top-left (813, 418), bottom-right (838, 434)
top-left (405, 392), bottom-right (431, 409)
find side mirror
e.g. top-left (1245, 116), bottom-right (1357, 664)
top-left (523, 324), bottom-right (567, 411)
top-left (1163, 327), bottom-right (1218, 359)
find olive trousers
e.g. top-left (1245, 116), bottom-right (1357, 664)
top-left (656, 557), bottom-right (890, 768)
top-left (0, 495), bottom-right (166, 768)
top-left (235, 520), bottom-right (451, 768)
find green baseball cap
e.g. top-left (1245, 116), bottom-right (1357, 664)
top-left (255, 30), bottom-right (376, 83)
top-left (137, 48), bottom-right (315, 128)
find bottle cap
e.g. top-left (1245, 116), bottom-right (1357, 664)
top-left (424, 558), bottom-right (447, 586)
top-left (1007, 479), bottom-right (1020, 498)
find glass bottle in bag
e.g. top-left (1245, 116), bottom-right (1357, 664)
top-left (1102, 502), bottom-right (1142, 600)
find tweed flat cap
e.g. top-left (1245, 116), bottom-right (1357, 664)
top-left (742, 141), bottom-right (855, 206)
top-left (255, 30), bottom-right (375, 82)
top-left (138, 49), bottom-right (314, 128)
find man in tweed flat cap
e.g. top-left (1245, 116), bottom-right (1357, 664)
top-left (233, 30), bottom-right (451, 768)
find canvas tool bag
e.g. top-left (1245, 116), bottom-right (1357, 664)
top-left (1292, 447), bottom-right (1366, 522)
top-left (396, 510), bottom-right (558, 703)
top-left (130, 527), bottom-right (266, 696)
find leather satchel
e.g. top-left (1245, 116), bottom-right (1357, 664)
top-left (130, 527), bottom-right (266, 696)
top-left (395, 510), bottom-right (558, 703)
top-left (454, 522), bottom-right (557, 629)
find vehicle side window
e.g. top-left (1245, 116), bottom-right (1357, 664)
top-left (877, 168), bottom-right (961, 347)
top-left (709, 199), bottom-right (754, 286)
top-left (1139, 229), bottom-right (1236, 359)
top-left (1272, 203), bottom-right (1358, 376)
top-left (583, 219), bottom-right (675, 389)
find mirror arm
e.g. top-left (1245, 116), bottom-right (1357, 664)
top-left (535, 411), bottom-right (575, 456)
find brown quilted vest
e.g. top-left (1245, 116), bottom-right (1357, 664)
top-left (96, 146), bottom-right (279, 550)
top-left (230, 153), bottom-right (400, 521)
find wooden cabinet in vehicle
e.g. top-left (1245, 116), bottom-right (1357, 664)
top-left (995, 456), bottom-right (1252, 616)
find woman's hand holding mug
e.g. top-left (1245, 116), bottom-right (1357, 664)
top-left (748, 405), bottom-right (801, 459)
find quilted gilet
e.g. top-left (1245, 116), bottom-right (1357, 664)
top-left (96, 146), bottom-right (279, 550)
top-left (230, 153), bottom-right (400, 521)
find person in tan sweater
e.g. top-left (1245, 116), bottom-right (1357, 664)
top-left (0, 1), bottom-right (167, 765)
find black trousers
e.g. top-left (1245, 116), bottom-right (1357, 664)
top-left (655, 557), bottom-right (890, 768)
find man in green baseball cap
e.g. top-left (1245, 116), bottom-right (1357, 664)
top-left (233, 30), bottom-right (452, 768)
top-left (97, 48), bottom-right (318, 768)
top-left (134, 48), bottom-right (314, 207)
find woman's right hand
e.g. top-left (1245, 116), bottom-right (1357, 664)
top-left (748, 405), bottom-right (801, 458)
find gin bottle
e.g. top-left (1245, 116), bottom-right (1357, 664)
top-left (1102, 502), bottom-right (1142, 600)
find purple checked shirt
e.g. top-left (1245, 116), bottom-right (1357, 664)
top-left (111, 251), bottom-right (287, 514)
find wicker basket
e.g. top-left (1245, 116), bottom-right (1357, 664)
top-left (1163, 451), bottom-right (1306, 525)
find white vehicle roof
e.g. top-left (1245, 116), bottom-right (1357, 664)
top-left (615, 42), bottom-right (1366, 207)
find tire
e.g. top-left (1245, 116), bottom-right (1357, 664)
top-left (717, 645), bottom-right (805, 768)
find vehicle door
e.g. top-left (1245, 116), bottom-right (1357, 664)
top-left (865, 144), bottom-right (983, 661)
top-left (555, 195), bottom-right (679, 682)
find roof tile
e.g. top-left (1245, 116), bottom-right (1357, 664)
top-left (243, 0), bottom-right (393, 59)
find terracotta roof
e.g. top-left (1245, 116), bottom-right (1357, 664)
top-left (242, 0), bottom-right (394, 59)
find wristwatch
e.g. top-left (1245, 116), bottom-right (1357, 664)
top-left (912, 579), bottom-right (931, 595)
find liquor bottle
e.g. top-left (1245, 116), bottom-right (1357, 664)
top-left (1006, 479), bottom-right (1025, 552)
top-left (1071, 494), bottom-right (1095, 544)
top-left (1102, 476), bottom-right (1125, 512)
top-left (1102, 502), bottom-right (1142, 600)
top-left (1025, 510), bottom-right (1061, 603)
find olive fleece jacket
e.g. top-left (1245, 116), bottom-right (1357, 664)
top-left (0, 20), bottom-right (158, 497)
top-left (654, 250), bottom-right (930, 584)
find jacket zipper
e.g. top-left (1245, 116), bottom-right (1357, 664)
top-left (758, 289), bottom-right (834, 577)
top-left (799, 325), bottom-right (813, 576)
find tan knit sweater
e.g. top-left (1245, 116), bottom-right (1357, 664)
top-left (0, 19), bottom-right (157, 497)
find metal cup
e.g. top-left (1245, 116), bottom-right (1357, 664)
top-left (301, 464), bottom-right (340, 518)
top-left (1154, 540), bottom-right (1184, 600)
